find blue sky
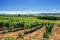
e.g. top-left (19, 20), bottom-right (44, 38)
top-left (0, 0), bottom-right (60, 14)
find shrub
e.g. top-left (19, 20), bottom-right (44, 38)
top-left (16, 22), bottom-right (24, 27)
top-left (43, 22), bottom-right (54, 40)
top-left (18, 31), bottom-right (23, 38)
top-left (4, 36), bottom-right (14, 40)
top-left (4, 22), bottom-right (10, 28)
top-left (0, 22), bottom-right (4, 28)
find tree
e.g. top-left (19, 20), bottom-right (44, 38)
top-left (18, 14), bottom-right (21, 16)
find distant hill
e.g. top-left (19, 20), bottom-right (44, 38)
top-left (34, 13), bottom-right (60, 16)
top-left (0, 13), bottom-right (60, 16)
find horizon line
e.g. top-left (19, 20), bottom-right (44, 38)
top-left (0, 11), bottom-right (60, 14)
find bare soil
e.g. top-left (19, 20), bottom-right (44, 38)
top-left (22, 27), bottom-right (45, 40)
top-left (0, 26), bottom-right (45, 40)
top-left (49, 22), bottom-right (60, 40)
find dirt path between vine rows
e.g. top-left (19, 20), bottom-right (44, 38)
top-left (22, 27), bottom-right (45, 40)
top-left (0, 26), bottom-right (45, 40)
top-left (49, 21), bottom-right (60, 40)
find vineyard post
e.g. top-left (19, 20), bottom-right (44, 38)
top-left (22, 18), bottom-right (25, 35)
top-left (24, 22), bottom-right (25, 35)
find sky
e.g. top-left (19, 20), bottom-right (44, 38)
top-left (0, 0), bottom-right (60, 14)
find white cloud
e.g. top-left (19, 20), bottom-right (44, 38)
top-left (0, 11), bottom-right (41, 14)
top-left (0, 9), bottom-right (60, 14)
top-left (52, 8), bottom-right (60, 13)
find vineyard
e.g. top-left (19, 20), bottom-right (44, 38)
top-left (0, 16), bottom-right (60, 40)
